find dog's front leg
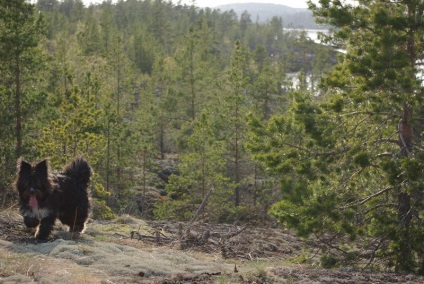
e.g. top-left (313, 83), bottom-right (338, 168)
top-left (23, 215), bottom-right (39, 228)
top-left (36, 215), bottom-right (56, 240)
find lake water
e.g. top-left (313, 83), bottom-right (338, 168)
top-left (284, 28), bottom-right (330, 43)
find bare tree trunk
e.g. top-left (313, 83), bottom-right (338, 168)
top-left (397, 104), bottom-right (413, 226)
top-left (14, 60), bottom-right (22, 158)
top-left (159, 123), bottom-right (165, 159)
top-left (234, 103), bottom-right (241, 207)
top-left (141, 148), bottom-right (147, 217)
top-left (106, 118), bottom-right (111, 193)
top-left (396, 103), bottom-right (413, 270)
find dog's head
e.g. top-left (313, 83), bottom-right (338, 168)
top-left (14, 158), bottom-right (53, 209)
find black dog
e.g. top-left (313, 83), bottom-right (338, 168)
top-left (14, 156), bottom-right (92, 240)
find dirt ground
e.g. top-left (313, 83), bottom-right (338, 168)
top-left (1, 209), bottom-right (424, 284)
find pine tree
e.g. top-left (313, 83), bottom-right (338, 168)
top-left (36, 86), bottom-right (112, 219)
top-left (252, 57), bottom-right (284, 120)
top-left (0, 86), bottom-right (16, 204)
top-left (174, 23), bottom-right (216, 122)
top-left (220, 41), bottom-right (252, 207)
top-left (132, 106), bottom-right (157, 217)
top-left (36, 87), bottom-right (106, 167)
top-left (155, 112), bottom-right (233, 222)
top-left (104, 35), bottom-right (136, 202)
top-left (0, 0), bottom-right (46, 158)
top-left (249, 0), bottom-right (424, 273)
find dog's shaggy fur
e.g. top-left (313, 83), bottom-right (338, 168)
top-left (14, 156), bottom-right (92, 240)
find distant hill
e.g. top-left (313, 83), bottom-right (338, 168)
top-left (215, 3), bottom-right (323, 29)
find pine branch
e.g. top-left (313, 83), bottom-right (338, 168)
top-left (374, 138), bottom-right (400, 146)
top-left (340, 186), bottom-right (393, 210)
top-left (340, 111), bottom-right (396, 117)
top-left (282, 142), bottom-right (351, 157)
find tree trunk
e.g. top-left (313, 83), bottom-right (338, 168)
top-left (397, 105), bottom-right (413, 222)
top-left (396, 103), bottom-right (413, 270)
top-left (14, 60), bottom-right (22, 158)
top-left (234, 103), bottom-right (240, 207)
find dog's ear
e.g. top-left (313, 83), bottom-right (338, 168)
top-left (18, 158), bottom-right (32, 176)
top-left (34, 160), bottom-right (49, 177)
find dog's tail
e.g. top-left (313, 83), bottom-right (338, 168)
top-left (63, 156), bottom-right (92, 185)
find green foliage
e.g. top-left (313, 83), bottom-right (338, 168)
top-left (217, 41), bottom-right (253, 207)
top-left (353, 152), bottom-right (370, 168)
top-left (155, 112), bottom-right (235, 222)
top-left (0, 0), bottom-right (47, 159)
top-left (402, 158), bottom-right (424, 182)
top-left (0, 0), bottom-right (46, 61)
top-left (250, 0), bottom-right (424, 274)
top-left (0, 86), bottom-right (16, 198)
top-left (34, 87), bottom-right (113, 215)
top-left (0, 0), bottom-right (336, 229)
top-left (36, 88), bottom-right (106, 166)
top-left (92, 199), bottom-right (115, 220)
top-left (320, 255), bottom-right (338, 269)
top-left (0, 0), bottom-right (47, 203)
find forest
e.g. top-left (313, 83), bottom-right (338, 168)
top-left (1, 0), bottom-right (424, 275)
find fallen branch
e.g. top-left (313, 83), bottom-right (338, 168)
top-left (184, 187), bottom-right (214, 235)
top-left (130, 231), bottom-right (142, 240)
top-left (130, 230), bottom-right (171, 242)
top-left (222, 225), bottom-right (248, 240)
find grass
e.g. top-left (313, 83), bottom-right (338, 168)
top-left (85, 219), bottom-right (147, 242)
top-left (0, 210), bottom-right (311, 283)
top-left (113, 214), bottom-right (140, 224)
top-left (0, 247), bottom-right (43, 280)
top-left (0, 242), bottom-right (107, 283)
top-left (215, 273), bottom-right (231, 283)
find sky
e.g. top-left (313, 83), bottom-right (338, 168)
top-left (83, 0), bottom-right (310, 9)
top-left (174, 0), bottom-right (308, 8)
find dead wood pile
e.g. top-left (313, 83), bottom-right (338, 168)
top-left (130, 221), bottom-right (298, 260)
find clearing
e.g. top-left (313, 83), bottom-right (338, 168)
top-left (0, 209), bottom-right (423, 283)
